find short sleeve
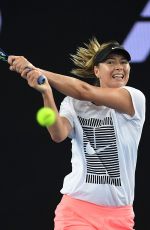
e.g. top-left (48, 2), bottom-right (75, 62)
top-left (122, 86), bottom-right (146, 126)
top-left (59, 96), bottom-right (75, 138)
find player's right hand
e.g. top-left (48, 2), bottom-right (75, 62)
top-left (26, 68), bottom-right (51, 94)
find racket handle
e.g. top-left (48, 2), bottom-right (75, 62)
top-left (37, 75), bottom-right (46, 85)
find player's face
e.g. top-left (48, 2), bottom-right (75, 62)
top-left (94, 54), bottom-right (130, 88)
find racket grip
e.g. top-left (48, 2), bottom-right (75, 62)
top-left (37, 75), bottom-right (46, 85)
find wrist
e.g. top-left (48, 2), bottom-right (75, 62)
top-left (42, 87), bottom-right (53, 97)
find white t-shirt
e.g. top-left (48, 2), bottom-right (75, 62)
top-left (59, 86), bottom-right (146, 206)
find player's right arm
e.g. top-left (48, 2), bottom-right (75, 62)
top-left (11, 60), bottom-right (72, 142)
top-left (8, 56), bottom-right (73, 142)
top-left (28, 69), bottom-right (73, 143)
top-left (42, 88), bottom-right (73, 143)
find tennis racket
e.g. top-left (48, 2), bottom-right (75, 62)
top-left (0, 48), bottom-right (45, 85)
top-left (0, 48), bottom-right (8, 62)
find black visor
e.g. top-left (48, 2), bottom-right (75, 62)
top-left (93, 44), bottom-right (131, 65)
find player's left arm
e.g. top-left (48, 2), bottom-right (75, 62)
top-left (28, 69), bottom-right (134, 116)
top-left (36, 70), bottom-right (134, 116)
top-left (8, 55), bottom-right (134, 116)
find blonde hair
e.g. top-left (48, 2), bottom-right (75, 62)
top-left (70, 37), bottom-right (119, 86)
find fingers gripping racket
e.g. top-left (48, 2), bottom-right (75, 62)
top-left (0, 48), bottom-right (45, 85)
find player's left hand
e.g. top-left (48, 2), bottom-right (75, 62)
top-left (8, 55), bottom-right (35, 78)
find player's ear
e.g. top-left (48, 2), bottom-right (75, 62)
top-left (94, 65), bottom-right (100, 77)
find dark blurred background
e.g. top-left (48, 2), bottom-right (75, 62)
top-left (0, 0), bottom-right (149, 229)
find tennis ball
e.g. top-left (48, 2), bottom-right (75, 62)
top-left (36, 107), bottom-right (56, 127)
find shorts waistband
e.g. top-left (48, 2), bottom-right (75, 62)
top-left (62, 195), bottom-right (134, 216)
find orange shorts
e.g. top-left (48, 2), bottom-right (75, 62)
top-left (54, 195), bottom-right (135, 230)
